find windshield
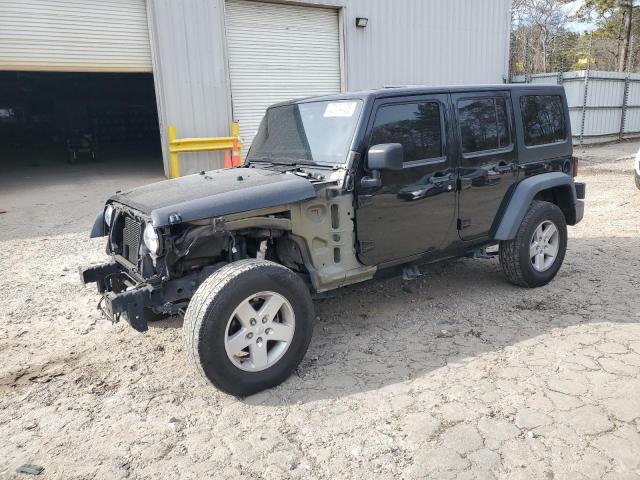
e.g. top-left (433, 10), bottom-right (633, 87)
top-left (247, 100), bottom-right (364, 167)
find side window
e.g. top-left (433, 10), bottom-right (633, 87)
top-left (520, 95), bottom-right (566, 146)
top-left (370, 102), bottom-right (442, 163)
top-left (458, 97), bottom-right (511, 155)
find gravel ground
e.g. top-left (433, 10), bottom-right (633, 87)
top-left (1, 158), bottom-right (639, 480)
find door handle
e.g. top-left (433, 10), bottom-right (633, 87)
top-left (493, 163), bottom-right (514, 174)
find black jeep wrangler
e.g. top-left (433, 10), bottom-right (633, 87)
top-left (81, 85), bottom-right (585, 396)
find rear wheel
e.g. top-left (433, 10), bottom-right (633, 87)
top-left (183, 260), bottom-right (314, 396)
top-left (499, 200), bottom-right (567, 288)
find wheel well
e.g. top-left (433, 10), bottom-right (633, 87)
top-left (533, 185), bottom-right (576, 225)
top-left (236, 231), bottom-right (314, 282)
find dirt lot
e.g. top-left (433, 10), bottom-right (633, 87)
top-left (1, 152), bottom-right (639, 480)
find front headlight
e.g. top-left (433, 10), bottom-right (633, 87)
top-left (143, 223), bottom-right (160, 254)
top-left (104, 205), bottom-right (115, 227)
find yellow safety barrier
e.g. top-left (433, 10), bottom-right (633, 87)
top-left (168, 122), bottom-right (242, 178)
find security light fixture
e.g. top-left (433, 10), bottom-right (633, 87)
top-left (355, 17), bottom-right (368, 28)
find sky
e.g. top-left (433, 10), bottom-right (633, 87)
top-left (563, 0), bottom-right (598, 33)
top-left (563, 0), bottom-right (640, 33)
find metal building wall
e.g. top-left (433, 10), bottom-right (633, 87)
top-left (147, 0), bottom-right (232, 175)
top-left (148, 0), bottom-right (511, 175)
top-left (330, 0), bottom-right (511, 89)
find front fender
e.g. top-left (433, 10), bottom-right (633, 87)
top-left (90, 211), bottom-right (106, 238)
top-left (493, 172), bottom-right (579, 241)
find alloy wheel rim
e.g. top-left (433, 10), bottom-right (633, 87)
top-left (530, 220), bottom-right (560, 272)
top-left (224, 291), bottom-right (295, 372)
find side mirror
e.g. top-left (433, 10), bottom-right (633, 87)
top-left (360, 143), bottom-right (404, 188)
top-left (367, 143), bottom-right (404, 171)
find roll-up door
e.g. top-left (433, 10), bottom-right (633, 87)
top-left (0, 0), bottom-right (152, 72)
top-left (225, 0), bottom-right (342, 152)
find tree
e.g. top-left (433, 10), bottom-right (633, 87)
top-left (512, 0), bottom-right (571, 73)
top-left (620, 1), bottom-right (634, 70)
top-left (578, 0), bottom-right (636, 71)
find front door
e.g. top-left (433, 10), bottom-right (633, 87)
top-left (356, 95), bottom-right (457, 266)
top-left (452, 91), bottom-right (518, 240)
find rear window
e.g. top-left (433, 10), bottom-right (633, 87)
top-left (520, 95), bottom-right (566, 147)
top-left (458, 97), bottom-right (511, 155)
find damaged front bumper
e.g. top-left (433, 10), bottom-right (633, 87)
top-left (79, 261), bottom-right (202, 332)
top-left (99, 285), bottom-right (155, 332)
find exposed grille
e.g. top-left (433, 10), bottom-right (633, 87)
top-left (122, 216), bottom-right (142, 265)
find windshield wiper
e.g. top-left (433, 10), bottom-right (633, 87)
top-left (249, 158), bottom-right (319, 167)
top-left (249, 157), bottom-right (341, 171)
top-left (248, 158), bottom-right (276, 165)
top-left (254, 156), bottom-right (316, 166)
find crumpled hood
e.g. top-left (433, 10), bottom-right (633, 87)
top-left (110, 167), bottom-right (317, 227)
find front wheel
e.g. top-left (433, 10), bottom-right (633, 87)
top-left (499, 200), bottom-right (568, 288)
top-left (183, 260), bottom-right (314, 396)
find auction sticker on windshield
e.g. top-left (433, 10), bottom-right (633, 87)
top-left (324, 102), bottom-right (358, 118)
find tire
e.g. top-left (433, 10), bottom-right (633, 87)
top-left (499, 200), bottom-right (567, 288)
top-left (635, 171), bottom-right (640, 190)
top-left (183, 259), bottom-right (314, 396)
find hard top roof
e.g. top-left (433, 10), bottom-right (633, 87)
top-left (270, 84), bottom-right (564, 108)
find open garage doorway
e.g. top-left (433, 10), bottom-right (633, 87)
top-left (0, 72), bottom-right (165, 240)
top-left (0, 71), bottom-right (162, 172)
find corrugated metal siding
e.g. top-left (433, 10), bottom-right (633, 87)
top-left (284, 0), bottom-right (511, 88)
top-left (338, 0), bottom-right (511, 89)
top-left (149, 0), bottom-right (511, 175)
top-left (148, 0), bottom-right (232, 174)
top-left (0, 0), bottom-right (152, 72)
top-left (584, 72), bottom-right (624, 137)
top-left (626, 75), bottom-right (640, 134)
top-left (225, 0), bottom-right (341, 152)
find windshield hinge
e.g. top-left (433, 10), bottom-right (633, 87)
top-left (344, 171), bottom-right (355, 192)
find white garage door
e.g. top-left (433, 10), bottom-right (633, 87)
top-left (225, 0), bottom-right (342, 152)
top-left (0, 0), bottom-right (152, 72)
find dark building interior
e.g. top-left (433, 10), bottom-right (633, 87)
top-left (0, 71), bottom-right (161, 170)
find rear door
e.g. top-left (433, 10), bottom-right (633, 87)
top-left (452, 91), bottom-right (518, 240)
top-left (355, 94), bottom-right (457, 266)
